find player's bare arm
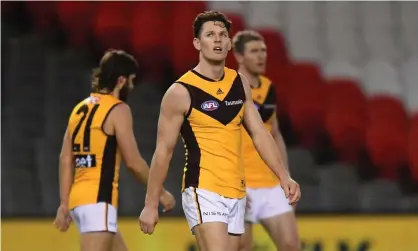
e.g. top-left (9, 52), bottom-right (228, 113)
top-left (240, 74), bottom-right (288, 179)
top-left (240, 74), bottom-right (301, 204)
top-left (144, 83), bottom-right (189, 209)
top-left (271, 115), bottom-right (290, 173)
top-left (55, 127), bottom-right (74, 231)
top-left (139, 83), bottom-right (190, 234)
top-left (109, 103), bottom-right (150, 185)
top-left (59, 127), bottom-right (74, 207)
top-left (109, 103), bottom-right (176, 211)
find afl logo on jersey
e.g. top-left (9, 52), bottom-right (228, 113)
top-left (201, 100), bottom-right (219, 111)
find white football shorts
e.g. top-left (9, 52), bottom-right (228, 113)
top-left (70, 202), bottom-right (117, 233)
top-left (182, 187), bottom-right (246, 235)
top-left (245, 184), bottom-right (293, 224)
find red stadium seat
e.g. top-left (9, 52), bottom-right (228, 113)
top-left (368, 96), bottom-right (408, 127)
top-left (287, 84), bottom-right (326, 148)
top-left (25, 2), bottom-right (56, 30)
top-left (225, 14), bottom-right (246, 70)
top-left (286, 62), bottom-right (324, 105)
top-left (130, 2), bottom-right (170, 80)
top-left (408, 114), bottom-right (418, 181)
top-left (170, 2), bottom-right (206, 77)
top-left (366, 124), bottom-right (408, 180)
top-left (170, 2), bottom-right (206, 76)
top-left (93, 2), bottom-right (132, 50)
top-left (288, 62), bottom-right (323, 86)
top-left (286, 62), bottom-right (326, 147)
top-left (272, 62), bottom-right (323, 119)
top-left (366, 95), bottom-right (409, 180)
top-left (56, 2), bottom-right (94, 46)
top-left (270, 65), bottom-right (291, 116)
top-left (256, 29), bottom-right (289, 76)
top-left (324, 79), bottom-right (367, 164)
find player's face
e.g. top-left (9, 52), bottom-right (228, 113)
top-left (241, 40), bottom-right (267, 75)
top-left (194, 21), bottom-right (231, 63)
top-left (119, 74), bottom-right (136, 102)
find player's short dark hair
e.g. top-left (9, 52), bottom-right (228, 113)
top-left (232, 30), bottom-right (264, 55)
top-left (193, 10), bottom-right (232, 38)
top-left (91, 49), bottom-right (139, 91)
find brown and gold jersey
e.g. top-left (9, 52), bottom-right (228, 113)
top-left (177, 67), bottom-right (246, 199)
top-left (68, 93), bottom-right (122, 209)
top-left (242, 75), bottom-right (280, 188)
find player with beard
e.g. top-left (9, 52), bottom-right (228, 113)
top-left (53, 50), bottom-right (176, 251)
top-left (233, 30), bottom-right (301, 251)
top-left (139, 11), bottom-right (301, 251)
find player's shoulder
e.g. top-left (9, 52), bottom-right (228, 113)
top-left (161, 82), bottom-right (190, 114)
top-left (166, 82), bottom-right (190, 101)
top-left (111, 102), bottom-right (130, 114)
top-left (175, 70), bottom-right (195, 84)
top-left (104, 102), bottom-right (131, 129)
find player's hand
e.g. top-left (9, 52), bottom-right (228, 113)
top-left (139, 206), bottom-right (159, 235)
top-left (159, 189), bottom-right (176, 212)
top-left (291, 202), bottom-right (298, 211)
top-left (280, 177), bottom-right (301, 205)
top-left (53, 204), bottom-right (72, 232)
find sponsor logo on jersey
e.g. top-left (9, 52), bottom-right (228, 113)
top-left (75, 154), bottom-right (97, 168)
top-left (224, 99), bottom-right (244, 106)
top-left (201, 100), bottom-right (219, 111)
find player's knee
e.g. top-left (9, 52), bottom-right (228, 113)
top-left (280, 237), bottom-right (301, 251)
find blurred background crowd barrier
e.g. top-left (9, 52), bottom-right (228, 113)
top-left (1, 1), bottom-right (418, 251)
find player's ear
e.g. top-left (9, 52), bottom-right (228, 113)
top-left (193, 38), bottom-right (201, 51)
top-left (116, 76), bottom-right (127, 90)
top-left (227, 38), bottom-right (232, 51)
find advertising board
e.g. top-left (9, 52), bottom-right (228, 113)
top-left (2, 216), bottom-right (417, 251)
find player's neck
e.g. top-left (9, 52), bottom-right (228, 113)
top-left (97, 89), bottom-right (120, 100)
top-left (238, 67), bottom-right (259, 88)
top-left (195, 58), bottom-right (225, 81)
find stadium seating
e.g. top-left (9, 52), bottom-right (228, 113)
top-left (285, 2), bottom-right (323, 62)
top-left (362, 60), bottom-right (409, 179)
top-left (130, 2), bottom-right (171, 79)
top-left (3, 1), bottom-right (418, 216)
top-left (325, 3), bottom-right (363, 64)
top-left (170, 2), bottom-right (206, 77)
top-left (25, 2), bottom-right (56, 30)
top-left (285, 62), bottom-right (326, 147)
top-left (408, 116), bottom-right (418, 181)
top-left (404, 59), bottom-right (418, 181)
top-left (318, 163), bottom-right (360, 211)
top-left (93, 2), bottom-right (132, 50)
top-left (55, 2), bottom-right (94, 47)
top-left (245, 2), bottom-right (289, 70)
top-left (324, 79), bottom-right (367, 164)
